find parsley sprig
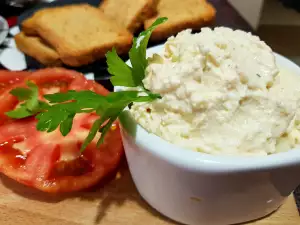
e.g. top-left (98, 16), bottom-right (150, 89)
top-left (107, 17), bottom-right (167, 88)
top-left (5, 17), bottom-right (167, 151)
top-left (6, 81), bottom-right (46, 118)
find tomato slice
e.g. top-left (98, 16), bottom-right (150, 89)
top-left (0, 70), bottom-right (31, 94)
top-left (0, 68), bottom-right (123, 193)
top-left (0, 71), bottom-right (31, 125)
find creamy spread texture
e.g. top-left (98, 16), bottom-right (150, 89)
top-left (130, 28), bottom-right (300, 156)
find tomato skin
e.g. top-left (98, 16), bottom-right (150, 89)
top-left (86, 80), bottom-right (110, 96)
top-left (0, 70), bottom-right (32, 124)
top-left (0, 70), bottom-right (31, 94)
top-left (0, 68), bottom-right (124, 193)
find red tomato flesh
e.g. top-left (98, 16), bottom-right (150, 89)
top-left (0, 68), bottom-right (123, 193)
top-left (0, 70), bottom-right (31, 94)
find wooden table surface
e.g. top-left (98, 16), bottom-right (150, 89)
top-left (0, 165), bottom-right (299, 225)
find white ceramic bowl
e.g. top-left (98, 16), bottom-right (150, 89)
top-left (117, 45), bottom-right (300, 225)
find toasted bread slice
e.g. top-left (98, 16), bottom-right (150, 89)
top-left (24, 4), bottom-right (133, 67)
top-left (99, 0), bottom-right (159, 33)
top-left (22, 15), bottom-right (38, 36)
top-left (144, 0), bottom-right (216, 41)
top-left (15, 32), bottom-right (62, 66)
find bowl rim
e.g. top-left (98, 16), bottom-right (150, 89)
top-left (116, 44), bottom-right (300, 173)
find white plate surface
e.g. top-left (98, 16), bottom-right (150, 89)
top-left (0, 15), bottom-right (9, 46)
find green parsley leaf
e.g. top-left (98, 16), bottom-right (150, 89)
top-left (36, 109), bottom-right (68, 133)
top-left (80, 118), bottom-right (102, 152)
top-left (60, 113), bottom-right (75, 136)
top-left (35, 100), bottom-right (97, 135)
top-left (5, 104), bottom-right (33, 118)
top-left (10, 88), bottom-right (32, 100)
top-left (96, 113), bottom-right (119, 147)
top-left (44, 90), bottom-right (105, 104)
top-left (106, 48), bottom-right (136, 87)
top-left (26, 81), bottom-right (39, 111)
top-left (6, 81), bottom-right (42, 118)
top-left (129, 17), bottom-right (168, 86)
top-left (80, 91), bottom-right (147, 151)
top-left (106, 17), bottom-right (167, 88)
top-left (35, 90), bottom-right (158, 151)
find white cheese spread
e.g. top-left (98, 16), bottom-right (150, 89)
top-left (130, 28), bottom-right (300, 156)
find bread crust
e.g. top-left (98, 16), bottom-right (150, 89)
top-left (144, 0), bottom-right (216, 41)
top-left (15, 32), bottom-right (62, 67)
top-left (22, 16), bottom-right (38, 36)
top-left (100, 0), bottom-right (159, 33)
